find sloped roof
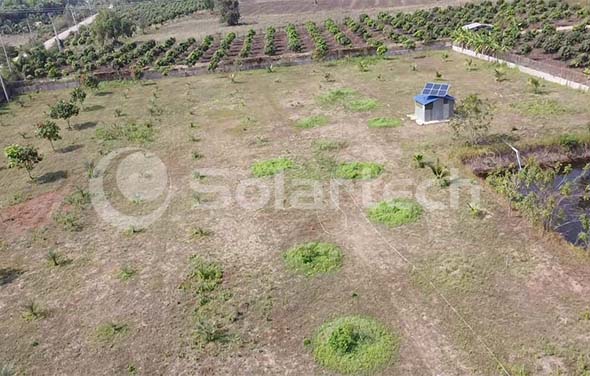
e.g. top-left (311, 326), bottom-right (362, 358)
top-left (414, 94), bottom-right (455, 106)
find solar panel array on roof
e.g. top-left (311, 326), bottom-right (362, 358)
top-left (421, 83), bottom-right (450, 97)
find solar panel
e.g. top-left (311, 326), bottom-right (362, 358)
top-left (421, 82), bottom-right (450, 97)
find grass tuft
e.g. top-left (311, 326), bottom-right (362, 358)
top-left (317, 88), bottom-right (357, 105)
top-left (317, 88), bottom-right (378, 112)
top-left (335, 162), bottom-right (384, 180)
top-left (344, 99), bottom-right (378, 112)
top-left (295, 115), bottom-right (329, 129)
top-left (95, 323), bottom-right (129, 343)
top-left (182, 255), bottom-right (223, 293)
top-left (511, 99), bottom-right (569, 117)
top-left (368, 117), bottom-right (402, 128)
top-left (312, 139), bottom-right (347, 152)
top-left (368, 199), bottom-right (423, 227)
top-left (312, 316), bottom-right (399, 374)
top-left (251, 157), bottom-right (294, 177)
top-left (283, 242), bottom-right (343, 276)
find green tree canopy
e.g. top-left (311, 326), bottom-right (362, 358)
top-left (4, 144), bottom-right (43, 180)
top-left (92, 9), bottom-right (135, 45)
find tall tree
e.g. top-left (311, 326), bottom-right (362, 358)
top-left (92, 9), bottom-right (135, 45)
top-left (219, 0), bottom-right (240, 26)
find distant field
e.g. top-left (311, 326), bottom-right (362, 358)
top-left (1, 52), bottom-right (590, 374)
top-left (134, 0), bottom-right (468, 42)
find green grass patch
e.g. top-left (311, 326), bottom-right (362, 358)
top-left (317, 88), bottom-right (357, 105)
top-left (283, 242), bottom-right (343, 276)
top-left (317, 88), bottom-right (378, 112)
top-left (312, 139), bottom-right (347, 152)
top-left (181, 255), bottom-right (223, 293)
top-left (368, 117), bottom-right (402, 128)
top-left (95, 122), bottom-right (155, 144)
top-left (95, 323), bottom-right (129, 343)
top-left (368, 199), bottom-right (423, 227)
top-left (252, 157), bottom-right (295, 177)
top-left (295, 115), bottom-right (329, 129)
top-left (312, 316), bottom-right (399, 374)
top-left (335, 162), bottom-right (384, 180)
top-left (510, 98), bottom-right (569, 117)
top-left (345, 99), bottom-right (379, 112)
top-left (118, 266), bottom-right (137, 281)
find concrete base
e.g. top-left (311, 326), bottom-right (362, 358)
top-left (406, 114), bottom-right (451, 126)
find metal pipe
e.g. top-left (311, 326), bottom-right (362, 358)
top-left (505, 142), bottom-right (523, 171)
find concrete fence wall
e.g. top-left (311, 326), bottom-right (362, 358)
top-left (452, 45), bottom-right (590, 92)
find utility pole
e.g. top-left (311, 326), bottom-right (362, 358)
top-left (0, 31), bottom-right (12, 73)
top-left (67, 1), bottom-right (78, 26)
top-left (0, 72), bottom-right (10, 103)
top-left (49, 13), bottom-right (63, 52)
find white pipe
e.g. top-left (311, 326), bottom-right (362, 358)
top-left (505, 142), bottom-right (523, 171)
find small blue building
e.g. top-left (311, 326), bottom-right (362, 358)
top-left (414, 83), bottom-right (455, 125)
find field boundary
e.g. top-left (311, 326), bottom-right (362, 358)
top-left (452, 45), bottom-right (590, 92)
top-left (3, 41), bottom-right (450, 100)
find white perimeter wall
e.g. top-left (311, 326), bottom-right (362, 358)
top-left (452, 45), bottom-right (590, 93)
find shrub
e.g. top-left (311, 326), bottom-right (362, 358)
top-left (312, 316), bottom-right (399, 374)
top-left (283, 242), bottom-right (343, 276)
top-left (335, 162), bottom-right (384, 180)
top-left (449, 94), bottom-right (494, 145)
top-left (251, 157), bottom-right (294, 177)
top-left (368, 199), bottom-right (423, 227)
top-left (264, 26), bottom-right (276, 55)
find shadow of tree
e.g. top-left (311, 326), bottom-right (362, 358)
top-left (37, 170), bottom-right (68, 184)
top-left (0, 268), bottom-right (23, 286)
top-left (75, 122), bottom-right (97, 131)
top-left (58, 144), bottom-right (84, 153)
top-left (95, 91), bottom-right (113, 97)
top-left (84, 105), bottom-right (105, 112)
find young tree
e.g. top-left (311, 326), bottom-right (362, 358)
top-left (49, 100), bottom-right (80, 130)
top-left (92, 9), bottom-right (135, 45)
top-left (35, 120), bottom-right (62, 151)
top-left (4, 144), bottom-right (43, 180)
top-left (528, 77), bottom-right (543, 94)
top-left (219, 0), bottom-right (240, 26)
top-left (81, 74), bottom-right (100, 90)
top-left (449, 94), bottom-right (494, 145)
top-left (70, 87), bottom-right (87, 107)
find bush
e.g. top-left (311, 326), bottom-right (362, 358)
top-left (283, 242), bottom-right (343, 276)
top-left (368, 199), bottom-right (423, 227)
top-left (312, 316), bottom-right (399, 374)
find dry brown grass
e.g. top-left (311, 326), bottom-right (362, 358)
top-left (1, 52), bottom-right (590, 375)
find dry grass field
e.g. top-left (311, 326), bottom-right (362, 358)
top-left (1, 52), bottom-right (590, 375)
